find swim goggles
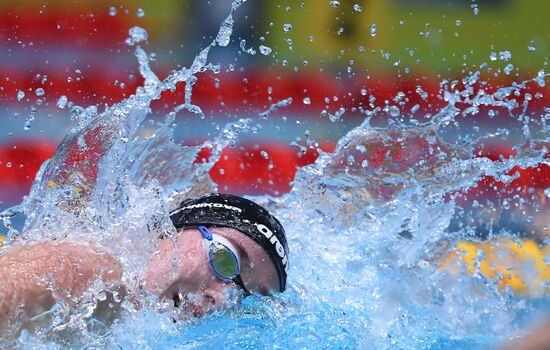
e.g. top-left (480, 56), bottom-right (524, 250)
top-left (198, 226), bottom-right (251, 297)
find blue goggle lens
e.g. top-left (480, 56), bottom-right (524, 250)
top-left (209, 244), bottom-right (239, 279)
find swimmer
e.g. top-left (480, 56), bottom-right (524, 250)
top-left (0, 193), bottom-right (289, 336)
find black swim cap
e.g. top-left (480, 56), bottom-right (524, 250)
top-left (169, 193), bottom-right (289, 292)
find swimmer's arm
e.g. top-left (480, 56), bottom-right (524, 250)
top-left (0, 242), bottom-right (123, 329)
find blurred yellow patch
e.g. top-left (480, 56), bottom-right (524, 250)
top-left (440, 239), bottom-right (550, 297)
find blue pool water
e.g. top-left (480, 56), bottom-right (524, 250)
top-left (1, 0), bottom-right (549, 349)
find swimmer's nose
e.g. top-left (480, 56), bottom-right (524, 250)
top-left (203, 283), bottom-right (234, 310)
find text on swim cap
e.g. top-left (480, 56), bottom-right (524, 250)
top-left (255, 223), bottom-right (289, 273)
top-left (175, 202), bottom-right (243, 214)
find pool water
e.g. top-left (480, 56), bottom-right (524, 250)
top-left (1, 0), bottom-right (549, 349)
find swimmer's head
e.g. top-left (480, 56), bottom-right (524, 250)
top-left (145, 194), bottom-right (288, 317)
top-left (169, 193), bottom-right (289, 292)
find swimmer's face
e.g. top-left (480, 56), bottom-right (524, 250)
top-left (145, 227), bottom-right (279, 318)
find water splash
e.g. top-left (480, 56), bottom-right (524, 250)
top-left (259, 97), bottom-right (293, 119)
top-left (2, 0), bottom-right (550, 349)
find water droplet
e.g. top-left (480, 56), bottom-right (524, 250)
top-left (504, 63), bottom-right (514, 75)
top-left (544, 188), bottom-right (550, 198)
top-left (17, 90), bottom-right (25, 101)
top-left (216, 15), bottom-right (234, 47)
top-left (416, 86), bottom-right (428, 100)
top-left (490, 52), bottom-right (497, 61)
top-left (128, 26), bottom-right (148, 44)
top-left (471, 3), bottom-right (479, 15)
top-left (455, 19), bottom-right (461, 26)
top-left (283, 23), bottom-right (293, 32)
top-left (57, 95), bottom-right (68, 109)
top-left (109, 6), bottom-right (117, 16)
top-left (6, 162), bottom-right (12, 168)
top-left (329, 1), bottom-right (340, 7)
top-left (499, 50), bottom-right (512, 61)
top-left (309, 35), bottom-right (314, 42)
top-left (389, 106), bottom-right (400, 117)
top-left (353, 4), bottom-right (363, 12)
top-left (136, 8), bottom-right (145, 17)
top-left (24, 116), bottom-right (34, 130)
top-left (303, 97), bottom-right (311, 105)
top-left (259, 45), bottom-right (272, 55)
top-left (361, 160), bottom-right (369, 168)
top-left (528, 44), bottom-right (536, 53)
top-left (260, 151), bottom-right (269, 159)
top-left (370, 24), bottom-right (377, 37)
top-left (35, 88), bottom-right (45, 96)
top-left (325, 107), bottom-right (345, 122)
top-left (360, 88), bottom-right (367, 96)
top-left (535, 69), bottom-right (546, 87)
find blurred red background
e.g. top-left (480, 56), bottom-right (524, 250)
top-left (0, 0), bottom-right (548, 233)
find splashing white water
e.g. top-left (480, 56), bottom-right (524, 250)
top-left (1, 0), bottom-right (549, 348)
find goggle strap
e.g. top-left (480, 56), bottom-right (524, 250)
top-left (233, 274), bottom-right (251, 297)
top-left (198, 225), bottom-right (213, 240)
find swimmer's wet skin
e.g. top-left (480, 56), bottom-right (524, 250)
top-left (0, 193), bottom-right (288, 336)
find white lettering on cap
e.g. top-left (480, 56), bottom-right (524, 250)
top-left (171, 202), bottom-right (243, 215)
top-left (256, 223), bottom-right (289, 272)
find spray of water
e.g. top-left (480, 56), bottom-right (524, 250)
top-left (1, 0), bottom-right (549, 348)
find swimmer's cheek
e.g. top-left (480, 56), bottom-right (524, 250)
top-left (143, 250), bottom-right (173, 296)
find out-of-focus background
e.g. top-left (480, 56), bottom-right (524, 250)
top-left (0, 0), bottom-right (548, 236)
